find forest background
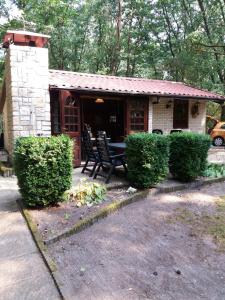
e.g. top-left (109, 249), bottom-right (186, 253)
top-left (1, 0), bottom-right (225, 119)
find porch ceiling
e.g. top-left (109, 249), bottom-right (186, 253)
top-left (49, 69), bottom-right (225, 101)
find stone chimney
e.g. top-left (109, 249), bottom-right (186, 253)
top-left (2, 30), bottom-right (51, 159)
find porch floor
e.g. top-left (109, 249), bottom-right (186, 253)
top-left (73, 147), bottom-right (225, 189)
top-left (72, 166), bottom-right (129, 189)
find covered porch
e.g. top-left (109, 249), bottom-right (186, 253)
top-left (49, 86), bottom-right (207, 167)
top-left (50, 89), bottom-right (149, 166)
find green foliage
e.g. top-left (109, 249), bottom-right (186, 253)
top-left (64, 179), bottom-right (106, 207)
top-left (203, 163), bottom-right (225, 178)
top-left (14, 135), bottom-right (73, 207)
top-left (169, 132), bottom-right (211, 182)
top-left (1, 0), bottom-right (225, 114)
top-left (125, 133), bottom-right (170, 188)
top-left (207, 101), bottom-right (221, 121)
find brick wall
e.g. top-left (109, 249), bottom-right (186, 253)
top-left (150, 96), bottom-right (206, 134)
top-left (3, 45), bottom-right (51, 159)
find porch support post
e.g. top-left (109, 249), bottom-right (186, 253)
top-left (148, 96), bottom-right (153, 133)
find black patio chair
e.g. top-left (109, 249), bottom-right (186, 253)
top-left (152, 129), bottom-right (163, 134)
top-left (94, 134), bottom-right (127, 184)
top-left (97, 131), bottom-right (109, 140)
top-left (81, 130), bottom-right (99, 177)
top-left (84, 123), bottom-right (92, 132)
top-left (97, 131), bottom-right (115, 155)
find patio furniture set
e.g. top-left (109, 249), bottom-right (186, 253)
top-left (81, 128), bottom-right (127, 183)
top-left (81, 127), bottom-right (184, 183)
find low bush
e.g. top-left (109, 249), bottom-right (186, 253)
top-left (169, 132), bottom-right (211, 182)
top-left (14, 135), bottom-right (73, 207)
top-left (125, 133), bottom-right (170, 188)
top-left (64, 179), bottom-right (106, 207)
top-left (203, 163), bottom-right (225, 178)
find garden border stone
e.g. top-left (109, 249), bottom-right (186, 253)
top-left (22, 176), bottom-right (225, 247)
top-left (17, 199), bottom-right (64, 300)
top-left (44, 189), bottom-right (153, 245)
top-left (157, 176), bottom-right (225, 193)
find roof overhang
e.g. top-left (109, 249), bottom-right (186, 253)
top-left (48, 70), bottom-right (225, 102)
top-left (49, 85), bottom-right (225, 101)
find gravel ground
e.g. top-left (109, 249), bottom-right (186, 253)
top-left (49, 182), bottom-right (225, 300)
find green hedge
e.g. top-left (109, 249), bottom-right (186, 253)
top-left (126, 133), bottom-right (170, 188)
top-left (14, 135), bottom-right (73, 207)
top-left (169, 132), bottom-right (211, 182)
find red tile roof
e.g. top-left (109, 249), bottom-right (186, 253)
top-left (49, 70), bottom-right (225, 101)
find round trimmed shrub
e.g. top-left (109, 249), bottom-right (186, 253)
top-left (14, 134), bottom-right (73, 207)
top-left (169, 132), bottom-right (211, 182)
top-left (125, 133), bottom-right (170, 188)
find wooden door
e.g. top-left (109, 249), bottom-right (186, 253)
top-left (173, 99), bottom-right (189, 129)
top-left (126, 98), bottom-right (149, 134)
top-left (60, 90), bottom-right (81, 166)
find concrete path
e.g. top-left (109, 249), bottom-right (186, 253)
top-left (0, 178), bottom-right (61, 300)
top-left (208, 146), bottom-right (225, 163)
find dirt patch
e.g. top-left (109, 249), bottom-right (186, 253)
top-left (29, 188), bottom-right (132, 242)
top-left (48, 182), bottom-right (225, 300)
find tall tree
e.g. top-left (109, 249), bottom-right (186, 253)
top-left (0, 0), bottom-right (225, 119)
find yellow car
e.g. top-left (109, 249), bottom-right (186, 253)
top-left (207, 116), bottom-right (225, 146)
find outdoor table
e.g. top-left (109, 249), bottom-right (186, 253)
top-left (108, 142), bottom-right (126, 150)
top-left (91, 137), bottom-right (111, 141)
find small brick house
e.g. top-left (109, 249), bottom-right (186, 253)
top-left (0, 30), bottom-right (225, 165)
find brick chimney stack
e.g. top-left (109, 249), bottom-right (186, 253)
top-left (2, 30), bottom-right (51, 159)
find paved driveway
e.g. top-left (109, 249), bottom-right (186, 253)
top-left (0, 178), bottom-right (60, 300)
top-left (49, 182), bottom-right (225, 300)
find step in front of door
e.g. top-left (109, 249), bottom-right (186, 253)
top-left (0, 150), bottom-right (9, 162)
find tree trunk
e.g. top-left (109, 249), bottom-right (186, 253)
top-left (111, 0), bottom-right (122, 75)
top-left (221, 103), bottom-right (225, 121)
top-left (197, 0), bottom-right (225, 84)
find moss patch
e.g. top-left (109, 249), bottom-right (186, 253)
top-left (168, 196), bottom-right (225, 251)
top-left (17, 199), bottom-right (58, 272)
top-left (167, 208), bottom-right (197, 225)
top-left (0, 162), bottom-right (14, 177)
top-left (204, 215), bottom-right (225, 250)
top-left (215, 196), bottom-right (225, 213)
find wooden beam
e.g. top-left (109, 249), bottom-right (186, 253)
top-left (0, 80), bottom-right (6, 113)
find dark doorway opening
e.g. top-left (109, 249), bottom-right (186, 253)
top-left (81, 98), bottom-right (125, 142)
top-left (173, 99), bottom-right (189, 129)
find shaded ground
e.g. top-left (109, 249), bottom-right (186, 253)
top-left (49, 182), bottom-right (225, 300)
top-left (72, 167), bottom-right (128, 188)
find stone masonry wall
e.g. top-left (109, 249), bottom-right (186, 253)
top-left (3, 52), bottom-right (13, 156)
top-left (151, 96), bottom-right (206, 134)
top-left (3, 44), bottom-right (51, 159)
